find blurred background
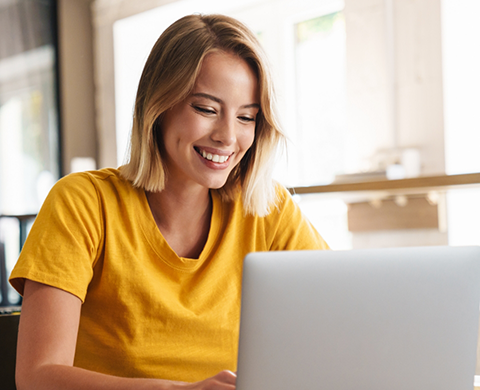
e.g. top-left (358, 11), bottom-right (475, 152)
top-left (1, 0), bottom-right (480, 304)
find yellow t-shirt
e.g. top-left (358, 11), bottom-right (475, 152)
top-left (10, 168), bottom-right (328, 382)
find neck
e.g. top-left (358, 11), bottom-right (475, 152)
top-left (146, 184), bottom-right (212, 258)
top-left (147, 184), bottom-right (211, 226)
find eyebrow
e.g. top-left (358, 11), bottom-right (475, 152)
top-left (192, 92), bottom-right (260, 110)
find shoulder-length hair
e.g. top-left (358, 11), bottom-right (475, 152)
top-left (120, 14), bottom-right (285, 216)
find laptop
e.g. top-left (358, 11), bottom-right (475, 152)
top-left (236, 246), bottom-right (480, 390)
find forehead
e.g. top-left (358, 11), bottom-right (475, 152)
top-left (193, 51), bottom-right (259, 102)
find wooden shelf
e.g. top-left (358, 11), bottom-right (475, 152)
top-left (0, 214), bottom-right (36, 221)
top-left (289, 172), bottom-right (480, 195)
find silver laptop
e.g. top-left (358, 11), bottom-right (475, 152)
top-left (237, 246), bottom-right (480, 390)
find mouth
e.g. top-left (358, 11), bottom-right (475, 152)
top-left (194, 147), bottom-right (232, 163)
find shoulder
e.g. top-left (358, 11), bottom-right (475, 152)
top-left (212, 183), bottom-right (328, 250)
top-left (37, 168), bottom-right (135, 225)
top-left (54, 167), bottom-right (124, 189)
top-left (274, 182), bottom-right (294, 205)
top-left (264, 183), bottom-right (329, 250)
top-left (265, 182), bottom-right (299, 217)
top-left (215, 183), bottom-right (296, 220)
top-left (50, 168), bottom-right (133, 200)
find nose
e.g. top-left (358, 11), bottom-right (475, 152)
top-left (211, 114), bottom-right (236, 146)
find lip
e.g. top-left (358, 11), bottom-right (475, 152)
top-left (194, 146), bottom-right (233, 156)
top-left (194, 146), bottom-right (234, 169)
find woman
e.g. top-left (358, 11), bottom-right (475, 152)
top-left (10, 14), bottom-right (328, 390)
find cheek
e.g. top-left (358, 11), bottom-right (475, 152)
top-left (163, 113), bottom-right (207, 149)
top-left (239, 127), bottom-right (256, 152)
top-left (182, 114), bottom-right (213, 139)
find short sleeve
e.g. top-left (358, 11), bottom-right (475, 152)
top-left (9, 172), bottom-right (103, 302)
top-left (266, 185), bottom-right (329, 251)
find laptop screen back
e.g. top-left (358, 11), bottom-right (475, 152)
top-left (237, 246), bottom-right (480, 390)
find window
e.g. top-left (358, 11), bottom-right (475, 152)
top-left (0, 0), bottom-right (61, 305)
top-left (291, 11), bottom-right (347, 186)
top-left (0, 0), bottom-right (60, 215)
top-left (442, 0), bottom-right (480, 246)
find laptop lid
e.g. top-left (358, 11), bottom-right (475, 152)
top-left (237, 246), bottom-right (480, 390)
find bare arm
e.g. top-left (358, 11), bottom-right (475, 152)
top-left (16, 280), bottom-right (236, 390)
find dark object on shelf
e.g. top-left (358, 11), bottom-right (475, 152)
top-left (0, 311), bottom-right (20, 390)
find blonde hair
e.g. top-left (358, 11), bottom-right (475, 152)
top-left (120, 14), bottom-right (285, 216)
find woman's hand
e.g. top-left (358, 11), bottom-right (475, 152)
top-left (180, 371), bottom-right (236, 390)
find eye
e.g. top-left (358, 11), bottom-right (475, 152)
top-left (192, 104), bottom-right (216, 115)
top-left (238, 115), bottom-right (256, 123)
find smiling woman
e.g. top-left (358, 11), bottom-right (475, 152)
top-left (121, 14), bottom-right (282, 217)
top-left (9, 14), bottom-right (328, 390)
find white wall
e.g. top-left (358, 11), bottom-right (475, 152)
top-left (344, 0), bottom-right (445, 176)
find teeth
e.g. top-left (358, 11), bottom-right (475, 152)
top-left (199, 149), bottom-right (230, 163)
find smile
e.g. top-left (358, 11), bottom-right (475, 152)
top-left (195, 147), bottom-right (232, 163)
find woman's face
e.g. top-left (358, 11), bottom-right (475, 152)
top-left (161, 51), bottom-right (259, 191)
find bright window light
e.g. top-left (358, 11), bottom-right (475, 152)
top-left (442, 0), bottom-right (480, 246)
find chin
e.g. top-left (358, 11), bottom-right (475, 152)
top-left (204, 176), bottom-right (230, 190)
top-left (208, 182), bottom-right (228, 190)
